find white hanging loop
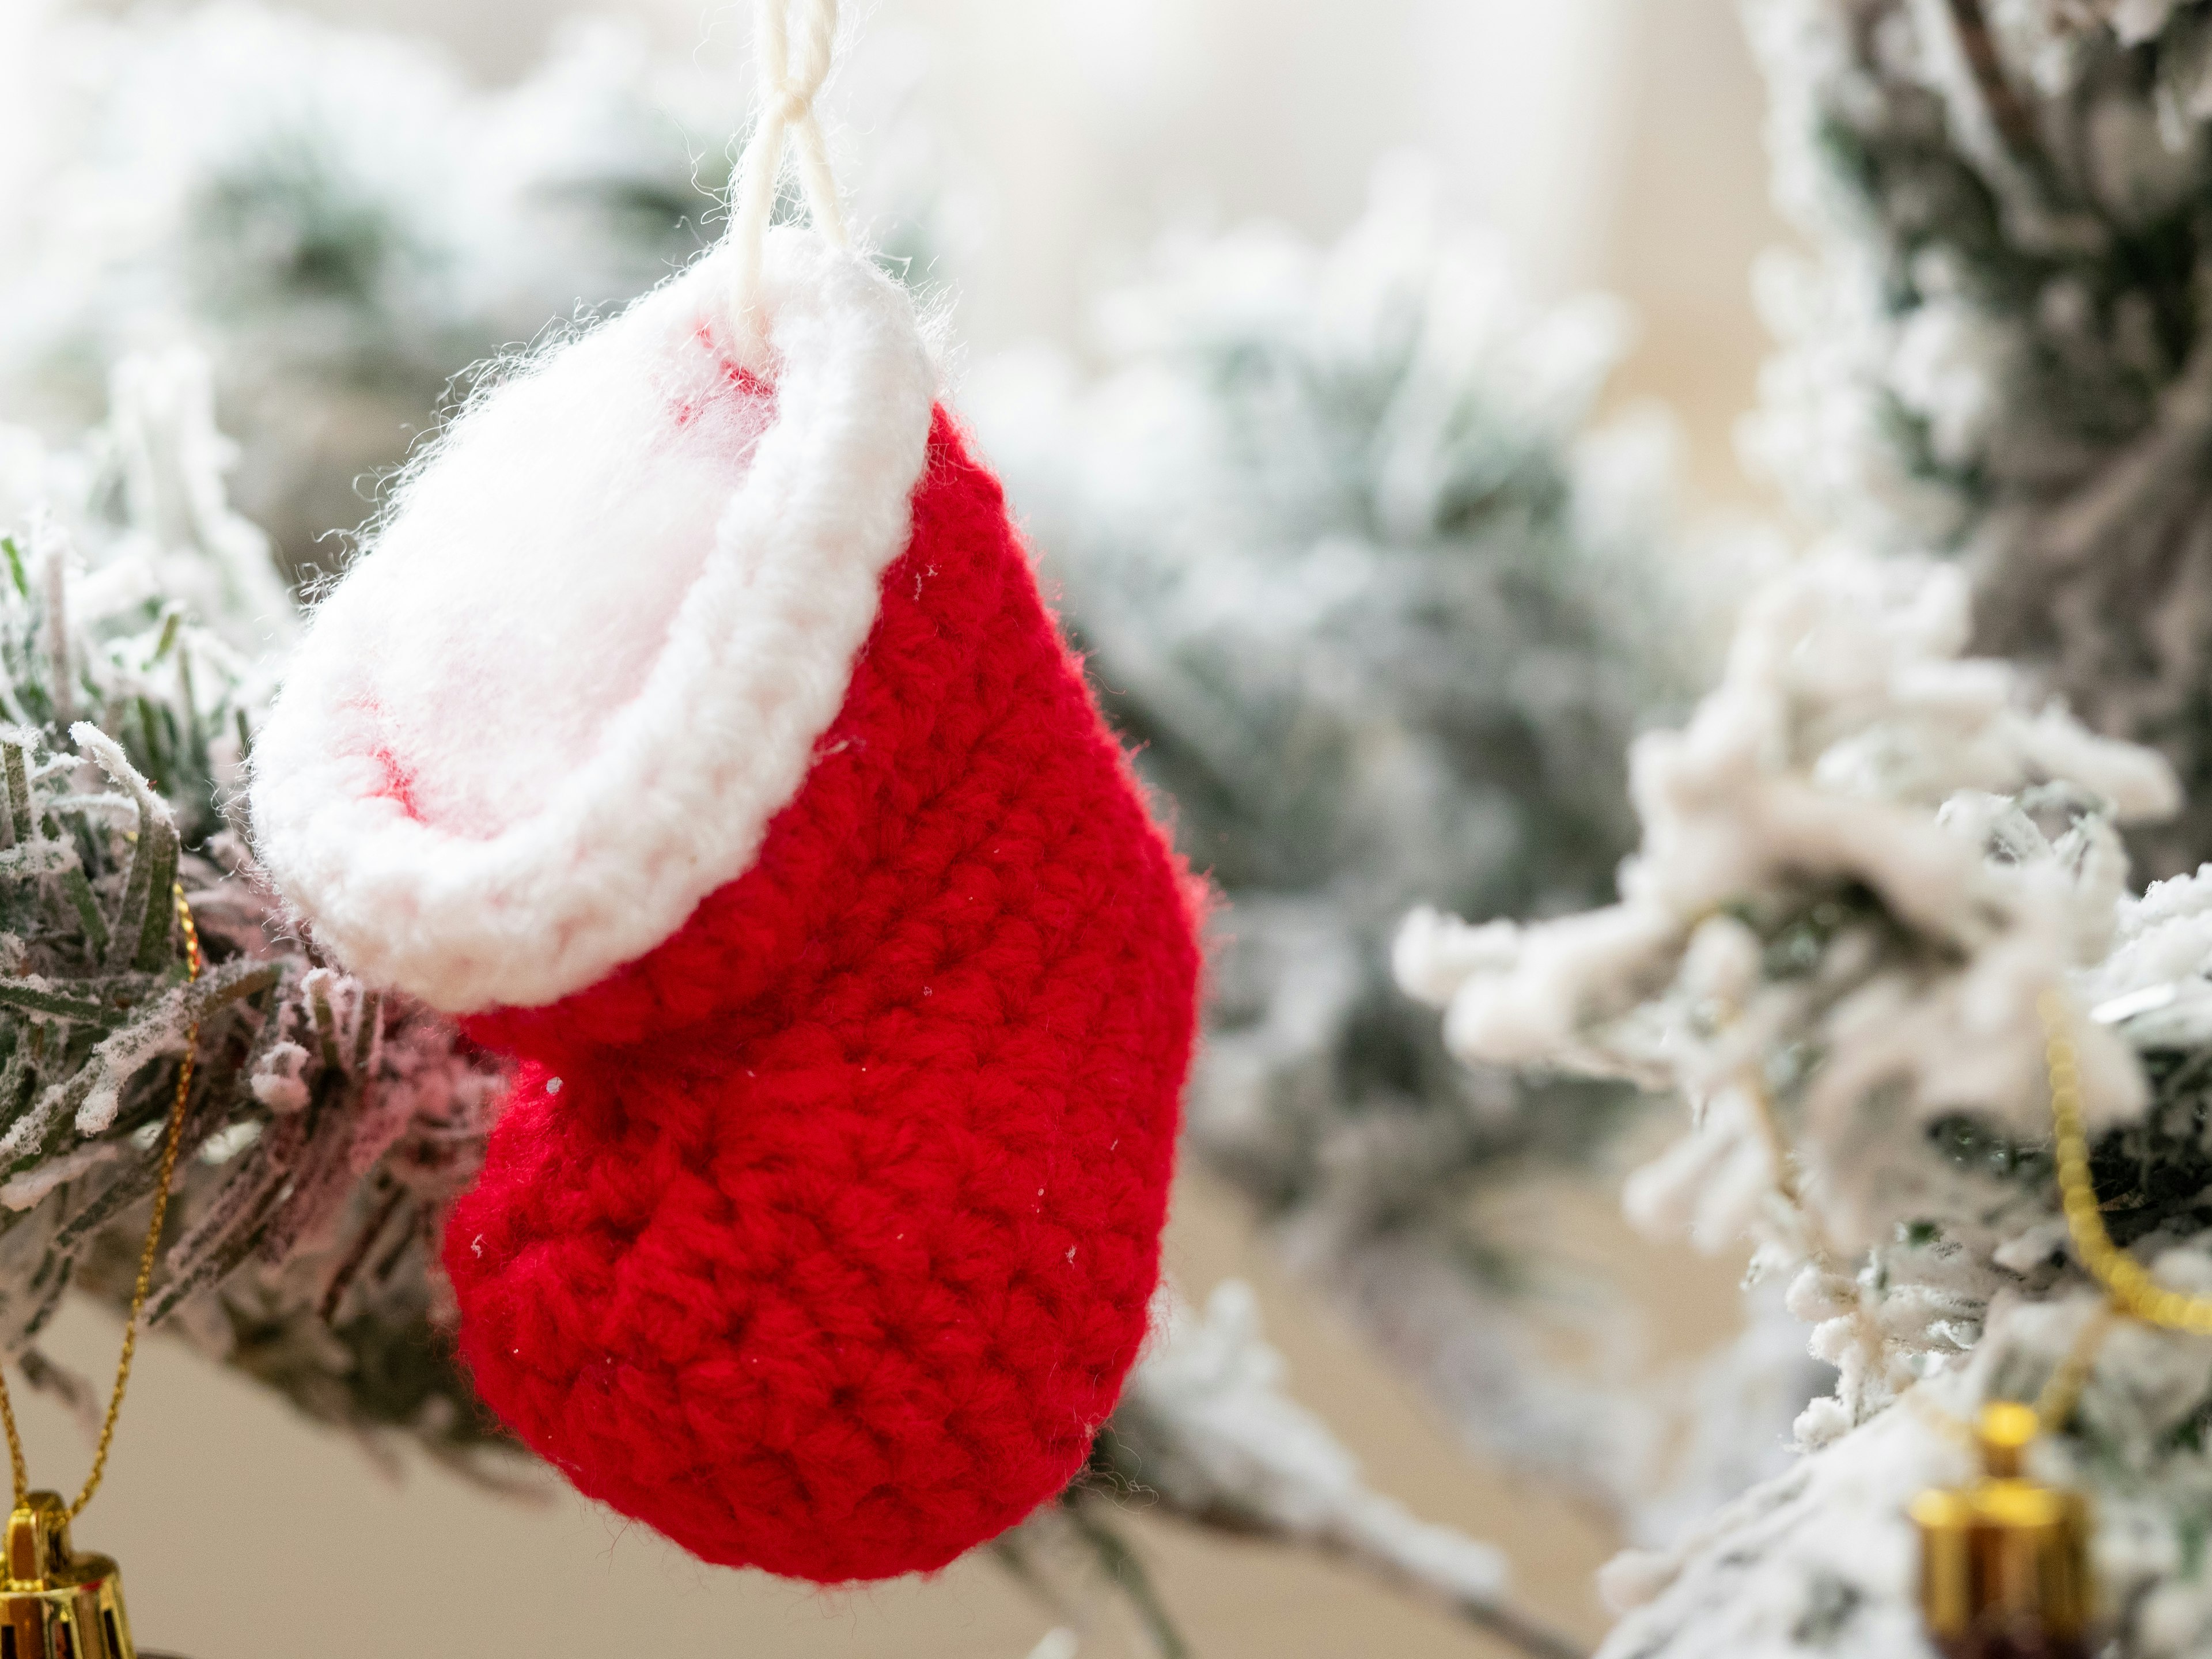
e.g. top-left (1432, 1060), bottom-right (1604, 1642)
top-left (728, 0), bottom-right (848, 350)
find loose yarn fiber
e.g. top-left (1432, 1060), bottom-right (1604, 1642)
top-left (252, 230), bottom-right (1202, 1578)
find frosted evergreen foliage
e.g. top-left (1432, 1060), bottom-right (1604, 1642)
top-left (971, 166), bottom-right (1699, 1496)
top-left (0, 357), bottom-right (509, 1463)
top-left (1009, 1282), bottom-right (1586, 1659)
top-left (1746, 0), bottom-right (2212, 874)
top-left (1103, 1282), bottom-right (1507, 1609)
top-left (1, 3), bottom-right (957, 571)
top-left (1398, 544), bottom-right (2212, 1656)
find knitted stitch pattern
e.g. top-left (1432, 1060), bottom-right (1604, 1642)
top-left (445, 409), bottom-right (1202, 1583)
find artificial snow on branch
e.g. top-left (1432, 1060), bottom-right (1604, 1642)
top-left (972, 158), bottom-right (1706, 1509)
top-left (1014, 1280), bottom-right (1588, 1659)
top-left (0, 354), bottom-right (508, 1464)
top-left (1401, 546), bottom-right (2174, 1430)
top-left (1397, 540), bottom-right (2212, 1654)
top-left (1745, 0), bottom-right (2212, 875)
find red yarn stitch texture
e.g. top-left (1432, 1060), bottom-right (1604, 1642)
top-left (445, 408), bottom-right (1202, 1584)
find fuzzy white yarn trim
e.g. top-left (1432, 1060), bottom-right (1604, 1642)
top-left (250, 230), bottom-right (936, 1014)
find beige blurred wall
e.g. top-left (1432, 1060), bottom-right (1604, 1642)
top-left (26, 3), bottom-right (1784, 1654)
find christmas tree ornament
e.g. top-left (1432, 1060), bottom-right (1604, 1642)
top-left (1911, 1403), bottom-right (2092, 1659)
top-left (1906, 994), bottom-right (2212, 1659)
top-left (0, 883), bottom-right (203, 1659)
top-left (1, 1493), bottom-right (137, 1659)
top-left (248, 0), bottom-right (1200, 1585)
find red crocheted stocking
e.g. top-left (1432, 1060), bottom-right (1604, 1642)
top-left (252, 232), bottom-right (1200, 1581)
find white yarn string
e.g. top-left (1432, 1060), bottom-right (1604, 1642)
top-left (728, 0), bottom-right (847, 344)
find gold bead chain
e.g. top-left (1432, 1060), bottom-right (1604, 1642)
top-left (0, 882), bottom-right (201, 1518)
top-left (1913, 990), bottom-right (2212, 1446)
top-left (1767, 987), bottom-right (2212, 1448)
top-left (2040, 988), bottom-right (2212, 1338)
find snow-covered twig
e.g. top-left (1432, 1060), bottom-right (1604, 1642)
top-left (1091, 1282), bottom-right (1588, 1659)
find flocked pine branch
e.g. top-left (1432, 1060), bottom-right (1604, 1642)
top-left (0, 353), bottom-right (509, 1467)
top-left (971, 158), bottom-right (1706, 1509)
top-left (1395, 544), bottom-right (2212, 1656)
top-left (1007, 1281), bottom-right (1587, 1659)
top-left (1745, 0), bottom-right (2212, 876)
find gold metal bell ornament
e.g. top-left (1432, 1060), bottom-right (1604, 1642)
top-left (1911, 1402), bottom-right (2093, 1659)
top-left (0, 1491), bottom-right (136, 1659)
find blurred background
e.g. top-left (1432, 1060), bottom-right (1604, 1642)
top-left (0, 1), bottom-right (1793, 1654)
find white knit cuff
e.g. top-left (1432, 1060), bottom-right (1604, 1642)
top-left (251, 230), bottom-right (937, 1014)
